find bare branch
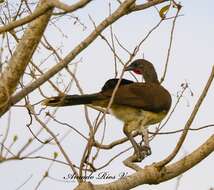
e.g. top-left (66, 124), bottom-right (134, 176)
top-left (160, 3), bottom-right (182, 83)
top-left (0, 0), bottom-right (92, 34)
top-left (28, 105), bottom-right (81, 183)
top-left (75, 134), bottom-right (214, 189)
top-left (50, 0), bottom-right (92, 13)
top-left (156, 65), bottom-right (214, 167)
top-left (0, 2), bottom-right (51, 34)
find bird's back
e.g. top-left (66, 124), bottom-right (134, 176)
top-left (100, 82), bottom-right (171, 113)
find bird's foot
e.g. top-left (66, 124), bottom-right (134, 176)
top-left (132, 145), bottom-right (151, 162)
top-left (132, 144), bottom-right (150, 162)
top-left (141, 145), bottom-right (152, 156)
top-left (133, 151), bottom-right (145, 162)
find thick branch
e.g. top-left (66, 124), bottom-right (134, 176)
top-left (75, 134), bottom-right (214, 190)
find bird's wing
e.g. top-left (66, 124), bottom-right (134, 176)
top-left (101, 83), bottom-right (171, 112)
top-left (101, 78), bottom-right (134, 91)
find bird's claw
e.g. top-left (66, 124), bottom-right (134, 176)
top-left (132, 145), bottom-right (151, 162)
top-left (141, 145), bottom-right (152, 156)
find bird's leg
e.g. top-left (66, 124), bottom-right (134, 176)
top-left (129, 133), bottom-right (146, 161)
top-left (123, 124), bottom-right (145, 161)
top-left (140, 127), bottom-right (151, 156)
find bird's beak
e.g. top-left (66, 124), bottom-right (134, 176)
top-left (124, 65), bottom-right (134, 71)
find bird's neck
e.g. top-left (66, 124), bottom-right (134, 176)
top-left (143, 70), bottom-right (159, 84)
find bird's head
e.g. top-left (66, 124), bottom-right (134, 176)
top-left (125, 59), bottom-right (159, 83)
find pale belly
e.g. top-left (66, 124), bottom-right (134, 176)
top-left (110, 105), bottom-right (167, 133)
top-left (110, 105), bottom-right (142, 122)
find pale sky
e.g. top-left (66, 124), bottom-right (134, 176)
top-left (0, 0), bottom-right (214, 189)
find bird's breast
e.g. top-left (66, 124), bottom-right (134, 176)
top-left (110, 105), bottom-right (141, 122)
top-left (110, 105), bottom-right (167, 126)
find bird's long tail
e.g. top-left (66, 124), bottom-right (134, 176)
top-left (42, 93), bottom-right (104, 107)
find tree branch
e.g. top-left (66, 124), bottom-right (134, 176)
top-left (0, 0), bottom-right (92, 34)
top-left (50, 0), bottom-right (92, 13)
top-left (0, 3), bottom-right (51, 34)
top-left (75, 134), bottom-right (214, 189)
top-left (156, 65), bottom-right (214, 167)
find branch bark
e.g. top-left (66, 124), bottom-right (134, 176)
top-left (75, 134), bottom-right (214, 190)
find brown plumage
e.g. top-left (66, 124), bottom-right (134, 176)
top-left (43, 59), bottom-right (171, 161)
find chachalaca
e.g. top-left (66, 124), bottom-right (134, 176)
top-left (43, 59), bottom-right (172, 160)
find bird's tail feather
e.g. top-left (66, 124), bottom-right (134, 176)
top-left (42, 93), bottom-right (104, 107)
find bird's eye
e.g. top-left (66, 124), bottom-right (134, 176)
top-left (132, 62), bottom-right (138, 67)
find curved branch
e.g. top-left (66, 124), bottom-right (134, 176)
top-left (50, 0), bottom-right (91, 13)
top-left (156, 65), bottom-right (214, 167)
top-left (75, 134), bottom-right (214, 190)
top-left (94, 124), bottom-right (214, 150)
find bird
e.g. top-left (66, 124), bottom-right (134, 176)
top-left (43, 59), bottom-right (172, 161)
